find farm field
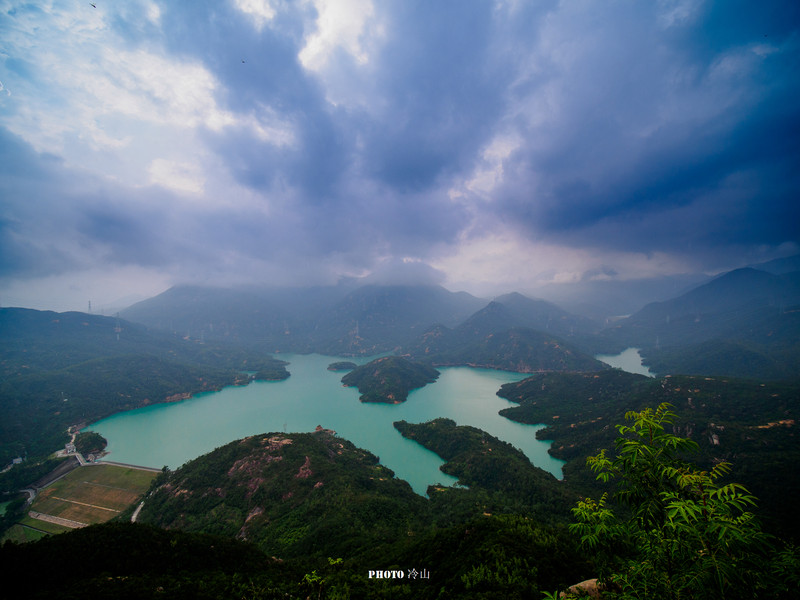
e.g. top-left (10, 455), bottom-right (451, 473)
top-left (28, 464), bottom-right (157, 529)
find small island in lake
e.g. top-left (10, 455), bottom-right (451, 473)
top-left (327, 361), bottom-right (358, 372)
top-left (341, 356), bottom-right (439, 403)
top-left (251, 357), bottom-right (291, 381)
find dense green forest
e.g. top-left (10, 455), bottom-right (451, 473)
top-left (393, 418), bottom-right (577, 523)
top-left (403, 325), bottom-right (606, 373)
top-left (3, 411), bottom-right (797, 598)
top-left (74, 431), bottom-right (107, 455)
top-left (138, 430), bottom-right (429, 559)
top-left (0, 308), bottom-right (288, 464)
top-left (497, 369), bottom-right (800, 540)
top-left (0, 521), bottom-right (301, 599)
top-left (341, 356), bottom-right (440, 403)
top-left (111, 425), bottom-right (595, 597)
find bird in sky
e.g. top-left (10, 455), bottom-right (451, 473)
top-left (90, 3), bottom-right (96, 7)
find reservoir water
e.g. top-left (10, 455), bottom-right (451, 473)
top-left (595, 347), bottom-right (655, 377)
top-left (87, 354), bottom-right (565, 495)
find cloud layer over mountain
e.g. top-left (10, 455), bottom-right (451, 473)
top-left (2, 0), bottom-right (798, 310)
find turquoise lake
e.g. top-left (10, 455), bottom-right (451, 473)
top-left (87, 354), bottom-right (566, 495)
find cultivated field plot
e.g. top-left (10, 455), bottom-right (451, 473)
top-left (30, 464), bottom-right (157, 527)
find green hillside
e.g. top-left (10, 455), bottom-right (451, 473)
top-left (497, 370), bottom-right (800, 539)
top-left (594, 268), bottom-right (800, 378)
top-left (341, 356), bottom-right (440, 403)
top-left (138, 429), bottom-right (429, 560)
top-left (5, 414), bottom-right (795, 598)
top-left (405, 326), bottom-right (606, 373)
top-left (0, 308), bottom-right (288, 464)
top-left (394, 418), bottom-right (578, 522)
top-left (110, 425), bottom-right (595, 597)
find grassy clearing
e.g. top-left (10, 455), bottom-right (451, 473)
top-left (4, 522), bottom-right (53, 543)
top-left (28, 464), bottom-right (157, 528)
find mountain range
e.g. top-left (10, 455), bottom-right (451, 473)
top-left (599, 267), bottom-right (800, 378)
top-left (3, 257), bottom-right (799, 465)
top-left (117, 256), bottom-right (800, 379)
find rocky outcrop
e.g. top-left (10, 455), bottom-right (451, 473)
top-left (561, 578), bottom-right (605, 598)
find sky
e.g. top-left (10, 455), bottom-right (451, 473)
top-left (1, 0), bottom-right (799, 312)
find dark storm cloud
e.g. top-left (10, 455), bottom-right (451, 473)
top-left (0, 130), bottom-right (77, 279)
top-left (143, 0), bottom-right (800, 264)
top-left (359, 1), bottom-right (504, 190)
top-left (481, 0), bottom-right (800, 257)
top-left (1, 0), bottom-right (799, 309)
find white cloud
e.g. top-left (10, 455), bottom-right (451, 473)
top-left (449, 133), bottom-right (522, 201)
top-left (1, 4), bottom-right (238, 158)
top-left (657, 0), bottom-right (705, 29)
top-left (299, 0), bottom-right (376, 71)
top-left (84, 49), bottom-right (236, 132)
top-left (247, 105), bottom-right (296, 146)
top-left (146, 1), bottom-right (162, 24)
top-left (432, 229), bottom-right (694, 297)
top-left (233, 0), bottom-right (278, 31)
top-left (148, 159), bottom-right (206, 195)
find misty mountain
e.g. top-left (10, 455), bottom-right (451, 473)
top-left (605, 268), bottom-right (800, 348)
top-left (121, 283), bottom-right (486, 355)
top-left (598, 267), bottom-right (800, 378)
top-left (119, 285), bottom-right (309, 348)
top-left (117, 265), bottom-right (800, 379)
top-left (400, 292), bottom-right (604, 372)
top-left (461, 292), bottom-right (599, 339)
top-left (747, 253), bottom-right (800, 275)
top-left (307, 284), bottom-right (487, 354)
top-left (534, 272), bottom-right (713, 322)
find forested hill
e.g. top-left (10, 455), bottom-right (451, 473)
top-left (497, 370), bottom-right (800, 540)
top-left (2, 423), bottom-right (594, 598)
top-left (129, 426), bottom-right (593, 596)
top-left (341, 356), bottom-right (440, 403)
top-left (0, 307), bottom-right (287, 376)
top-left (403, 325), bottom-right (606, 373)
top-left (598, 267), bottom-right (800, 378)
top-left (0, 308), bottom-right (288, 464)
top-left (393, 418), bottom-right (577, 520)
top-left (138, 429), bottom-right (429, 559)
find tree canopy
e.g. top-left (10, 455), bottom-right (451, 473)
top-left (566, 404), bottom-right (799, 599)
